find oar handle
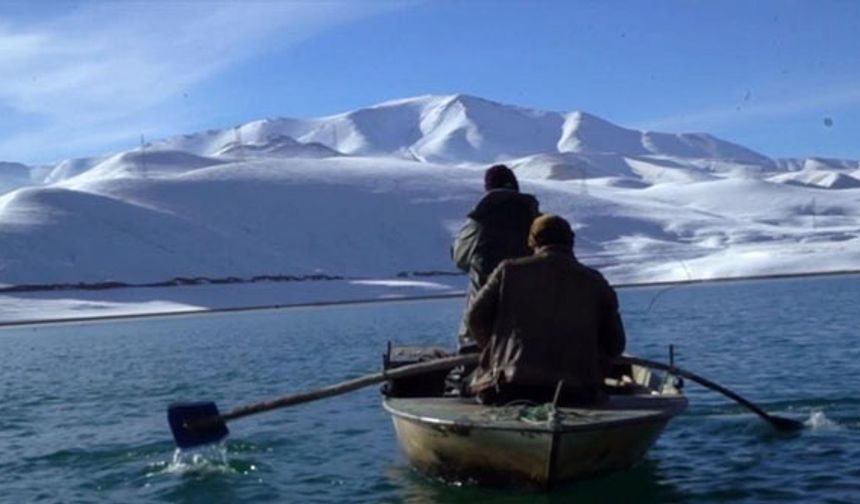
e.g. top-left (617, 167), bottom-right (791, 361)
top-left (616, 355), bottom-right (769, 415)
top-left (615, 355), bottom-right (804, 431)
top-left (214, 353), bottom-right (479, 424)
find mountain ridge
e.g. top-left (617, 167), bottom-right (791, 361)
top-left (138, 94), bottom-right (781, 164)
top-left (0, 93), bottom-right (858, 289)
top-left (3, 93), bottom-right (859, 183)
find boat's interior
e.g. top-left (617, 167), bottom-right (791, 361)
top-left (382, 345), bottom-right (681, 402)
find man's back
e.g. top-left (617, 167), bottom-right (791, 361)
top-left (461, 189), bottom-right (538, 284)
top-left (452, 187), bottom-right (539, 349)
top-left (468, 246), bottom-right (626, 401)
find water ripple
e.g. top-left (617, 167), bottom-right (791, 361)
top-left (1, 277), bottom-right (859, 502)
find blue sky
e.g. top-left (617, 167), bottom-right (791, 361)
top-left (1, 0), bottom-right (858, 165)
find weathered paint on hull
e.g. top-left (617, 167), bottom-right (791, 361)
top-left (390, 413), bottom-right (670, 487)
top-left (391, 414), bottom-right (551, 485)
top-left (552, 419), bottom-right (668, 483)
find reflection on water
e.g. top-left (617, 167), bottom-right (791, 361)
top-left (386, 460), bottom-right (684, 504)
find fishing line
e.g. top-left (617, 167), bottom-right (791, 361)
top-left (641, 258), bottom-right (693, 315)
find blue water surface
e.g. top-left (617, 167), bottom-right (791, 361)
top-left (1, 275), bottom-right (858, 503)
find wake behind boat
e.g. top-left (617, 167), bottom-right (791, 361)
top-left (381, 346), bottom-right (687, 488)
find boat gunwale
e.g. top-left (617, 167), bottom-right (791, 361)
top-left (383, 395), bottom-right (688, 434)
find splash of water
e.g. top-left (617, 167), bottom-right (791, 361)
top-left (147, 443), bottom-right (248, 477)
top-left (169, 445), bottom-right (228, 473)
top-left (806, 410), bottom-right (840, 430)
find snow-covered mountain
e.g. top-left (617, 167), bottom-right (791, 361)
top-left (140, 94), bottom-right (777, 165)
top-left (0, 94), bottom-right (858, 289)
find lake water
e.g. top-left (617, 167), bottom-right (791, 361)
top-left (1, 275), bottom-right (858, 503)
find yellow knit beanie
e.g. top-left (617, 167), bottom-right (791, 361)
top-left (528, 214), bottom-right (574, 249)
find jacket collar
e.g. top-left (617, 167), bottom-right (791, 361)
top-left (469, 189), bottom-right (534, 219)
top-left (535, 245), bottom-right (576, 258)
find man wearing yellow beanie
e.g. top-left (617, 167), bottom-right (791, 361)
top-left (466, 214), bottom-right (626, 405)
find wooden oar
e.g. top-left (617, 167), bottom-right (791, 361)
top-left (168, 353), bottom-right (479, 449)
top-left (616, 355), bottom-right (804, 432)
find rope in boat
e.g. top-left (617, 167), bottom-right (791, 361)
top-left (518, 403), bottom-right (556, 425)
top-left (517, 403), bottom-right (587, 424)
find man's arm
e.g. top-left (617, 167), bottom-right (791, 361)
top-left (451, 218), bottom-right (479, 272)
top-left (466, 263), bottom-right (504, 348)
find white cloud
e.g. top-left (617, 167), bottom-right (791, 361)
top-left (0, 1), bottom-right (404, 163)
top-left (637, 87), bottom-right (860, 132)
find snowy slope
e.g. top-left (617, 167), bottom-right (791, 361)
top-left (0, 161), bottom-right (34, 194)
top-left (776, 157), bottom-right (859, 172)
top-left (769, 168), bottom-right (860, 190)
top-left (213, 134), bottom-right (340, 159)
top-left (0, 94), bottom-right (858, 291)
top-left (41, 156), bottom-right (105, 184)
top-left (0, 157), bottom-right (480, 284)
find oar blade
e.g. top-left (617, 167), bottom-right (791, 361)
top-left (769, 415), bottom-right (805, 432)
top-left (168, 402), bottom-right (229, 449)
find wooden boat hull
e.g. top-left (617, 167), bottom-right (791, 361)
top-left (383, 363), bottom-right (686, 487)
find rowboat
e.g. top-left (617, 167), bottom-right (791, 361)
top-left (382, 347), bottom-right (687, 488)
top-left (169, 347), bottom-right (799, 483)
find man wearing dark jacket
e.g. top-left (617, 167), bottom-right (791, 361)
top-left (452, 165), bottom-right (539, 352)
top-left (466, 214), bottom-right (626, 405)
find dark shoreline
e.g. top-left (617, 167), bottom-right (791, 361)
top-left (613, 268), bottom-right (860, 289)
top-left (0, 268), bottom-right (857, 328)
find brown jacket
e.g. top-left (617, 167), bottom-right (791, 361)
top-left (466, 246), bottom-right (626, 399)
